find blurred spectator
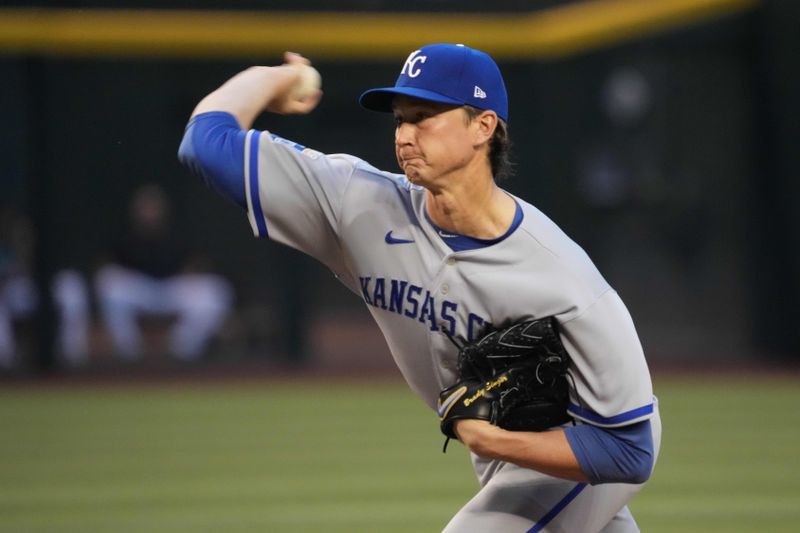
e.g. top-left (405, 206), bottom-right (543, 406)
top-left (0, 208), bottom-right (36, 367)
top-left (0, 207), bottom-right (90, 368)
top-left (95, 184), bottom-right (233, 360)
top-left (52, 270), bottom-right (91, 364)
top-left (577, 65), bottom-right (656, 211)
top-left (573, 65), bottom-right (660, 272)
top-left (576, 64), bottom-right (707, 281)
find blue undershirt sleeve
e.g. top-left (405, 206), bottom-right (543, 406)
top-left (564, 419), bottom-right (654, 485)
top-left (178, 111), bottom-right (248, 208)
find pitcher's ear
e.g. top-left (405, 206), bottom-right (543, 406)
top-left (473, 110), bottom-right (498, 145)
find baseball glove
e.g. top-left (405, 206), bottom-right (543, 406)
top-left (438, 318), bottom-right (573, 448)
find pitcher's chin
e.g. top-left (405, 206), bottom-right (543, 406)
top-left (404, 169), bottom-right (423, 184)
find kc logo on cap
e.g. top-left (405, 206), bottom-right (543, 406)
top-left (401, 50), bottom-right (427, 78)
top-left (359, 43), bottom-right (509, 122)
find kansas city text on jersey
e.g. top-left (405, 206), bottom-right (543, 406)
top-left (359, 276), bottom-right (491, 341)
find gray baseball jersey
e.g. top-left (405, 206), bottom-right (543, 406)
top-left (239, 128), bottom-right (660, 532)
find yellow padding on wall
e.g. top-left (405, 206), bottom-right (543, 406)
top-left (0, 0), bottom-right (758, 59)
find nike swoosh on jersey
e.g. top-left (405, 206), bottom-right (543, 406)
top-left (385, 231), bottom-right (415, 244)
top-left (437, 386), bottom-right (468, 419)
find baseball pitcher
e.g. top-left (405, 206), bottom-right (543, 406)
top-left (179, 44), bottom-right (661, 532)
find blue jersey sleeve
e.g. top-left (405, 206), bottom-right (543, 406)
top-left (564, 419), bottom-right (655, 485)
top-left (178, 111), bottom-right (248, 208)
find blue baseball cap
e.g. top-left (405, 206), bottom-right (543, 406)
top-left (359, 43), bottom-right (509, 122)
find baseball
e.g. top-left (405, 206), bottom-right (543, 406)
top-left (290, 63), bottom-right (321, 100)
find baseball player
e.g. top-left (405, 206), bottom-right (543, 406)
top-left (179, 44), bottom-right (661, 532)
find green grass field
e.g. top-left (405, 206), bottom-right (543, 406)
top-left (1, 374), bottom-right (799, 532)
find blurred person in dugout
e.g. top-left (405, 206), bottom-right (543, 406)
top-left (94, 184), bottom-right (233, 361)
top-left (0, 206), bottom-right (91, 368)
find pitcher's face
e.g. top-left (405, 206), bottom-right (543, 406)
top-left (392, 96), bottom-right (481, 187)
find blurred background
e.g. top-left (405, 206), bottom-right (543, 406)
top-left (1, 0), bottom-right (799, 374)
top-left (1, 1), bottom-right (799, 531)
